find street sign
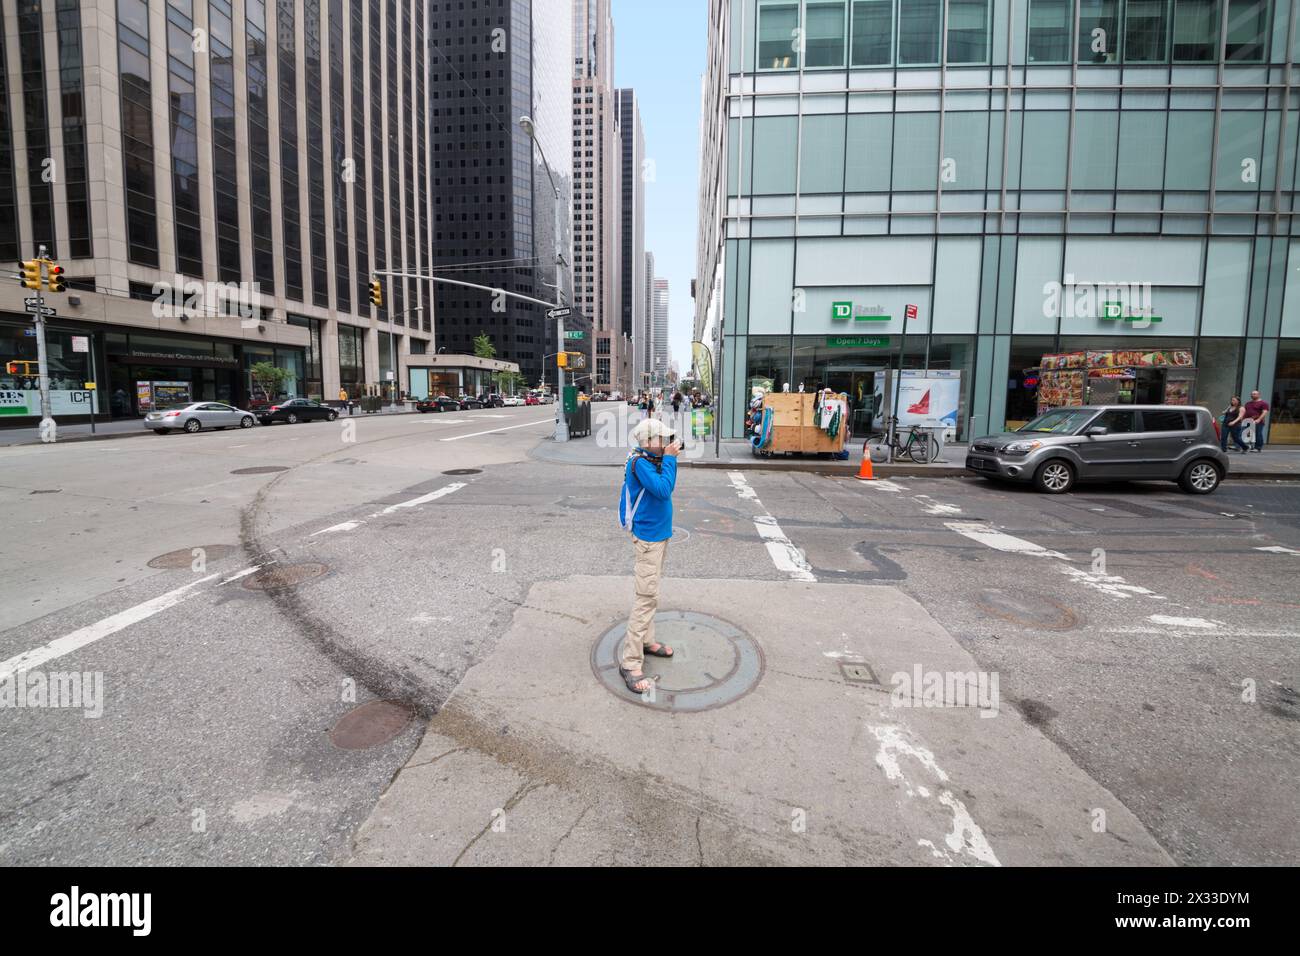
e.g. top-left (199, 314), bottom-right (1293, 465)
top-left (563, 330), bottom-right (584, 340)
top-left (547, 307), bottom-right (572, 320)
top-left (25, 305), bottom-right (55, 317)
top-left (23, 297), bottom-right (43, 308)
top-left (905, 304), bottom-right (919, 321)
top-left (72, 335), bottom-right (89, 353)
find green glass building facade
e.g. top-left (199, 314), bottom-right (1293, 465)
top-left (695, 0), bottom-right (1300, 443)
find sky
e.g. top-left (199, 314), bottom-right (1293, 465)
top-left (612, 0), bottom-right (706, 379)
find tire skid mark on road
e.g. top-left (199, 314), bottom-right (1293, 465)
top-left (727, 472), bottom-right (816, 582)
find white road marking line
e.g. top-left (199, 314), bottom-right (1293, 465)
top-left (1148, 615), bottom-right (1222, 629)
top-left (479, 414), bottom-right (508, 418)
top-left (861, 479), bottom-right (909, 493)
top-left (945, 522), bottom-right (1068, 559)
top-left (311, 521), bottom-right (364, 537)
top-left (1256, 545), bottom-right (1300, 555)
top-left (0, 574), bottom-right (220, 681)
top-left (1056, 565), bottom-right (1164, 600)
top-left (870, 721), bottom-right (1000, 867)
top-left (418, 418), bottom-right (468, 424)
top-left (220, 566), bottom-right (261, 585)
top-left (229, 444), bottom-right (250, 449)
top-left (915, 494), bottom-right (962, 515)
top-left (728, 472), bottom-right (816, 582)
top-left (371, 482), bottom-right (467, 516)
top-left (440, 418), bottom-right (555, 441)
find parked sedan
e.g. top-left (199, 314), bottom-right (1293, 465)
top-left (417, 395), bottom-right (462, 413)
top-left (258, 398), bottom-right (339, 425)
top-left (146, 402), bottom-right (256, 435)
top-left (479, 394), bottom-right (506, 408)
top-left (503, 396), bottom-right (524, 407)
top-left (459, 396), bottom-right (487, 410)
top-left (524, 395), bottom-right (540, 406)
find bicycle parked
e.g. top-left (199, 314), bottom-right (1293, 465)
top-left (866, 416), bottom-right (939, 464)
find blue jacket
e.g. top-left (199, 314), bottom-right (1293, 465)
top-left (620, 452), bottom-right (677, 542)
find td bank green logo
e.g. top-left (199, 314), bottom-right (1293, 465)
top-left (1101, 300), bottom-right (1162, 323)
top-left (832, 302), bottom-right (852, 320)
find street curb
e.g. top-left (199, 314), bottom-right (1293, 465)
top-left (0, 408), bottom-right (424, 448)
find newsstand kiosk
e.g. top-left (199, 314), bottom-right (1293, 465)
top-left (1032, 349), bottom-right (1197, 415)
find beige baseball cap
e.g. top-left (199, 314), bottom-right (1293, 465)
top-left (631, 418), bottom-right (674, 447)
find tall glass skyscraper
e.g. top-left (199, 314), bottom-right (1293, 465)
top-left (696, 0), bottom-right (1300, 445)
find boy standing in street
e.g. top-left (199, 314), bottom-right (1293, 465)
top-left (617, 418), bottom-right (680, 694)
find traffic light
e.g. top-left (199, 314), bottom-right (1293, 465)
top-left (46, 262), bottom-right (65, 293)
top-left (556, 352), bottom-right (568, 369)
top-left (6, 362), bottom-right (19, 375)
top-left (369, 278), bottom-right (383, 307)
top-left (18, 260), bottom-right (41, 291)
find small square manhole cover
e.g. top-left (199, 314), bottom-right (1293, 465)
top-left (838, 661), bottom-right (878, 685)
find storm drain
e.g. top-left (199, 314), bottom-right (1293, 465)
top-left (591, 610), bottom-right (764, 713)
top-left (976, 589), bottom-right (1080, 631)
top-left (442, 469), bottom-right (482, 476)
top-left (838, 661), bottom-right (879, 685)
top-left (242, 563), bottom-right (328, 591)
top-left (231, 466), bottom-right (290, 475)
top-left (148, 545), bottom-right (241, 570)
top-left (328, 700), bottom-right (413, 750)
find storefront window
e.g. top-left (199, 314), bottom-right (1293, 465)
top-left (0, 324), bottom-right (95, 416)
top-left (1006, 336), bottom-right (1055, 428)
top-left (338, 324), bottom-right (366, 398)
top-left (1272, 341), bottom-right (1300, 445)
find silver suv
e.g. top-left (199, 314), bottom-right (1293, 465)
top-left (966, 405), bottom-right (1229, 495)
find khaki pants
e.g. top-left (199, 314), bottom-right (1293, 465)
top-left (621, 537), bottom-right (669, 671)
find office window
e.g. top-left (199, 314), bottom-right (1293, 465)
top-left (1071, 111), bottom-right (1119, 189)
top-left (1125, 0), bottom-right (1169, 62)
top-left (369, 0), bottom-right (386, 320)
top-left (167, 2), bottom-right (202, 278)
top-left (1028, 0), bottom-right (1073, 63)
top-left (892, 112), bottom-right (940, 190)
top-left (1078, 0), bottom-right (1120, 63)
top-left (1224, 0), bottom-right (1268, 61)
top-left (0, 12), bottom-right (17, 263)
top-left (1117, 111), bottom-right (1168, 188)
top-left (117, 0), bottom-right (158, 267)
top-left (947, 0), bottom-right (990, 64)
top-left (247, 0), bottom-right (275, 288)
top-left (1021, 112), bottom-right (1070, 189)
top-left (210, 0), bottom-right (241, 282)
top-left (752, 116), bottom-right (799, 195)
top-left (1172, 0), bottom-right (1220, 61)
top-left (1165, 111), bottom-right (1214, 188)
top-left (19, 3), bottom-right (56, 255)
top-left (277, 0), bottom-right (303, 300)
top-left (805, 1), bottom-right (847, 68)
top-left (329, 0), bottom-right (351, 312)
top-left (850, 0), bottom-right (892, 66)
top-left (800, 114), bottom-right (846, 193)
top-left (899, 0), bottom-right (942, 64)
top-left (56, 0), bottom-right (92, 259)
top-left (758, 2), bottom-right (800, 70)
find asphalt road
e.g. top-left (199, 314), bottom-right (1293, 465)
top-left (0, 406), bottom-right (1296, 865)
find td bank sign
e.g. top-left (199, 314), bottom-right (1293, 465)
top-left (832, 301), bottom-right (890, 322)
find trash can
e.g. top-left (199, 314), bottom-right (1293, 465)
top-left (566, 396), bottom-right (591, 438)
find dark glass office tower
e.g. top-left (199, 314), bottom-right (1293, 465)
top-left (428, 0), bottom-right (572, 386)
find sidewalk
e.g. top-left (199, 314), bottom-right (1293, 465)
top-left (0, 403), bottom-right (420, 447)
top-left (347, 576), bottom-right (1172, 866)
top-left (531, 407), bottom-right (1300, 479)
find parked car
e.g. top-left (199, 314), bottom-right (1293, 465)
top-left (459, 395), bottom-right (486, 410)
top-left (503, 395), bottom-right (524, 407)
top-left (417, 395), bottom-right (462, 413)
top-left (524, 394), bottom-right (540, 406)
top-left (478, 393), bottom-right (505, 408)
top-left (965, 405), bottom-right (1228, 495)
top-left (146, 402), bottom-right (256, 435)
top-left (258, 398), bottom-right (339, 425)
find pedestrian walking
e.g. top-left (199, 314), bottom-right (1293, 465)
top-left (616, 418), bottom-right (681, 695)
top-left (1244, 389), bottom-right (1270, 452)
top-left (1220, 396), bottom-right (1249, 453)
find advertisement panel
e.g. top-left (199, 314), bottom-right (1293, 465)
top-left (896, 371), bottom-right (962, 429)
top-left (0, 389), bottom-right (99, 416)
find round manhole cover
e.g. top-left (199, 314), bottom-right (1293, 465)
top-left (329, 700), bottom-right (413, 750)
top-left (231, 466), bottom-right (290, 475)
top-left (242, 563), bottom-right (328, 591)
top-left (976, 589), bottom-right (1080, 631)
top-left (442, 469), bottom-right (481, 476)
top-left (591, 611), bottom-right (764, 712)
top-left (148, 545), bottom-right (241, 570)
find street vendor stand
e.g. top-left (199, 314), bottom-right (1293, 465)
top-left (752, 390), bottom-right (849, 457)
top-left (1034, 349), bottom-right (1196, 414)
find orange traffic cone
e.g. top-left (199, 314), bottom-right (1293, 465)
top-left (856, 444), bottom-right (875, 481)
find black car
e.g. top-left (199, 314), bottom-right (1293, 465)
top-left (479, 394), bottom-right (505, 408)
top-left (417, 396), bottom-right (462, 413)
top-left (459, 396), bottom-right (486, 410)
top-left (258, 398), bottom-right (339, 425)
